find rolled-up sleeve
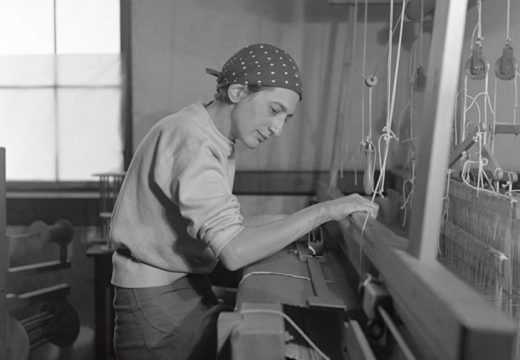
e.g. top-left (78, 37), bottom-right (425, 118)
top-left (156, 141), bottom-right (244, 256)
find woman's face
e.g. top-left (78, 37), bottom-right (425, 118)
top-left (230, 86), bottom-right (299, 149)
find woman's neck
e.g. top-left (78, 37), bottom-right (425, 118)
top-left (205, 100), bottom-right (234, 141)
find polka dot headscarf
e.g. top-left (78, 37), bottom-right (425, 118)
top-left (206, 43), bottom-right (303, 100)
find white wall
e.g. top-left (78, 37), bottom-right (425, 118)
top-left (130, 0), bottom-right (416, 172)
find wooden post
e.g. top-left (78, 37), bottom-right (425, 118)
top-left (408, 0), bottom-right (469, 262)
top-left (0, 148), bottom-right (7, 360)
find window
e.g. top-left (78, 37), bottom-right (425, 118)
top-left (0, 0), bottom-right (123, 181)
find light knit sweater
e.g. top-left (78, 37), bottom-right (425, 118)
top-left (110, 102), bottom-right (244, 288)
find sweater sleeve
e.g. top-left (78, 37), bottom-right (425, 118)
top-left (155, 141), bottom-right (244, 256)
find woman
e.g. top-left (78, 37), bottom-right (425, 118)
top-left (110, 43), bottom-right (378, 359)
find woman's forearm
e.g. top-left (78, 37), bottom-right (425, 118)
top-left (242, 214), bottom-right (287, 226)
top-left (219, 203), bottom-right (328, 271)
top-left (219, 193), bottom-right (379, 271)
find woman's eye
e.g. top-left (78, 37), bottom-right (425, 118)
top-left (270, 107), bottom-right (280, 115)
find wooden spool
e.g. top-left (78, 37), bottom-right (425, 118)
top-left (8, 219), bottom-right (74, 274)
top-left (9, 299), bottom-right (81, 355)
top-left (12, 219), bottom-right (74, 245)
top-left (23, 300), bottom-right (80, 349)
top-left (6, 316), bottom-right (30, 360)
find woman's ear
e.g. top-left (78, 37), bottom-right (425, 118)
top-left (228, 84), bottom-right (247, 103)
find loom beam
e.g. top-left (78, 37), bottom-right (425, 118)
top-left (495, 124), bottom-right (520, 136)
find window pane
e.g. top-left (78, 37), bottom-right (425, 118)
top-left (0, 55), bottom-right (55, 86)
top-left (57, 54), bottom-right (121, 86)
top-left (0, 2), bottom-right (123, 182)
top-left (56, 0), bottom-right (120, 54)
top-left (0, 89), bottom-right (56, 180)
top-left (0, 0), bottom-right (54, 55)
top-left (57, 88), bottom-right (123, 180)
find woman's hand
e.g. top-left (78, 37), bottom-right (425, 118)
top-left (323, 193), bottom-right (379, 221)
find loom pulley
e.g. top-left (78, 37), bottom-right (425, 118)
top-left (365, 74), bottom-right (378, 88)
top-left (495, 41), bottom-right (517, 81)
top-left (465, 40), bottom-right (488, 80)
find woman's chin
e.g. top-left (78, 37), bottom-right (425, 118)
top-left (242, 137), bottom-right (263, 149)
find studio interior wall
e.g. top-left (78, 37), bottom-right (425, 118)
top-left (130, 0), bottom-right (418, 170)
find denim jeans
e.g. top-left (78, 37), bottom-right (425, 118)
top-left (113, 275), bottom-right (229, 360)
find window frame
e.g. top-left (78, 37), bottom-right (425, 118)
top-left (5, 1), bottom-right (129, 229)
top-left (5, 0), bottom-right (132, 193)
top-left (6, 0), bottom-right (133, 194)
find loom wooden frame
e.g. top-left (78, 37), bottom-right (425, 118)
top-left (317, 184), bottom-right (516, 359)
top-left (318, 0), bottom-right (517, 358)
top-left (1, 149), bottom-right (7, 360)
top-left (407, 0), bottom-right (468, 262)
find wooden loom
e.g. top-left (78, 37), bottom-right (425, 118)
top-left (0, 148), bottom-right (80, 359)
top-left (217, 0), bottom-right (517, 359)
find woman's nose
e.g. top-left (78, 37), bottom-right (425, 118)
top-left (269, 117), bottom-right (285, 137)
top-left (268, 125), bottom-right (281, 137)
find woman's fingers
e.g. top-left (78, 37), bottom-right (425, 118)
top-left (325, 194), bottom-right (379, 221)
top-left (350, 195), bottom-right (378, 218)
